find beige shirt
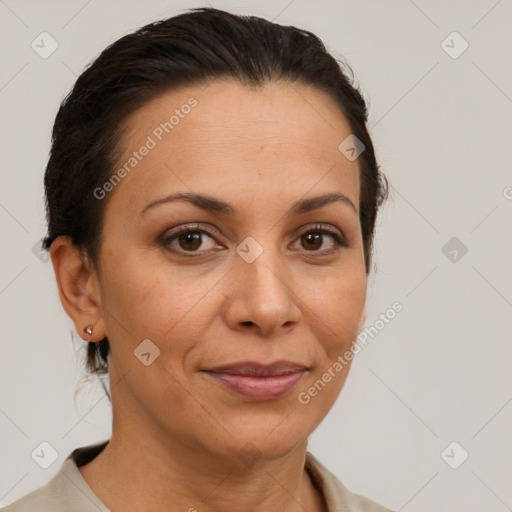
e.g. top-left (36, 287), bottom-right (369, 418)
top-left (1, 440), bottom-right (393, 511)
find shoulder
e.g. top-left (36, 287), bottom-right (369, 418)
top-left (0, 441), bottom-right (110, 512)
top-left (305, 451), bottom-right (394, 512)
top-left (0, 478), bottom-right (65, 512)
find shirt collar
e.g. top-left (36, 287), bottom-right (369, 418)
top-left (55, 440), bottom-right (371, 512)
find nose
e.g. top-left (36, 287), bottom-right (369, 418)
top-left (221, 245), bottom-right (301, 337)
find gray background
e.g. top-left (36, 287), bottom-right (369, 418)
top-left (1, 0), bottom-right (511, 510)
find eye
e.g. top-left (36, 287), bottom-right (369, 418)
top-left (160, 223), bottom-right (348, 257)
top-left (292, 224), bottom-right (348, 255)
top-left (161, 224), bottom-right (223, 254)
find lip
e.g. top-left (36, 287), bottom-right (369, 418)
top-left (202, 360), bottom-right (308, 401)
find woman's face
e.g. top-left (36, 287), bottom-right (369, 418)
top-left (94, 79), bottom-right (367, 461)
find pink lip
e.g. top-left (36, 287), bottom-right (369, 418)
top-left (202, 360), bottom-right (308, 400)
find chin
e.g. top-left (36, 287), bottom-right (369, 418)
top-left (208, 412), bottom-right (314, 465)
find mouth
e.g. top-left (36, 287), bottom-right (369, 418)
top-left (201, 360), bottom-right (308, 401)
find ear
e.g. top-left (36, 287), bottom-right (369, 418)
top-left (50, 236), bottom-right (106, 342)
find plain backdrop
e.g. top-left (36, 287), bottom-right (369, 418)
top-left (1, 1), bottom-right (511, 510)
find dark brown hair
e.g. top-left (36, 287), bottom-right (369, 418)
top-left (42, 7), bottom-right (388, 380)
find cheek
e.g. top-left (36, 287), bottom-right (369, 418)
top-left (308, 267), bottom-right (366, 357)
top-left (98, 251), bottom-right (223, 353)
top-left (297, 272), bottom-right (365, 419)
top-left (96, 254), bottom-right (213, 417)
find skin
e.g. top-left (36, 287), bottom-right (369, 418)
top-left (51, 79), bottom-right (367, 512)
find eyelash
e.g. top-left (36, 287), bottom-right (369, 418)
top-left (160, 223), bottom-right (348, 257)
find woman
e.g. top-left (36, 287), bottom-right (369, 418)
top-left (2, 7), bottom-right (391, 512)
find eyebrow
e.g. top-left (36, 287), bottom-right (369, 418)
top-left (140, 191), bottom-right (357, 217)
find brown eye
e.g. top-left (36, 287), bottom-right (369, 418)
top-left (293, 225), bottom-right (347, 255)
top-left (162, 224), bottom-right (221, 255)
top-left (301, 232), bottom-right (323, 251)
top-left (177, 232), bottom-right (203, 251)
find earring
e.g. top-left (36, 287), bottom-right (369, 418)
top-left (83, 325), bottom-right (93, 336)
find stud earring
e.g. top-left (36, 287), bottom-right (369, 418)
top-left (83, 325), bottom-right (93, 336)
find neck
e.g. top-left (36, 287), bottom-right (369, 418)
top-left (78, 404), bottom-right (326, 512)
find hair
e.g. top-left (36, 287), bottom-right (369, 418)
top-left (42, 7), bottom-right (388, 381)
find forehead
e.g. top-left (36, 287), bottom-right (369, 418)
top-left (106, 79), bottom-right (360, 216)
